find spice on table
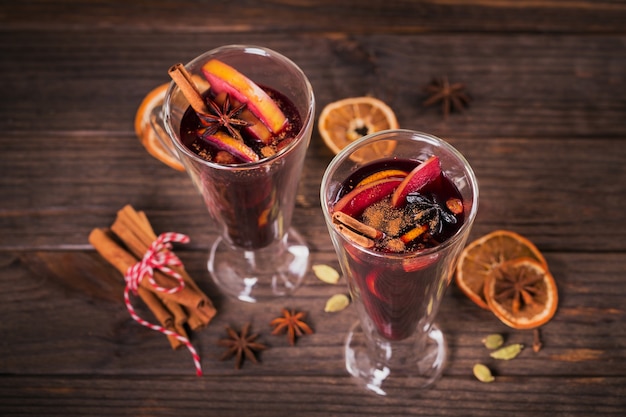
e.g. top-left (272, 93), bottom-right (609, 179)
top-left (312, 264), bottom-right (341, 284)
top-left (456, 230), bottom-right (549, 310)
top-left (218, 323), bottom-right (267, 369)
top-left (490, 343), bottom-right (524, 360)
top-left (137, 286), bottom-right (188, 350)
top-left (482, 333), bottom-right (504, 350)
top-left (485, 258), bottom-right (558, 330)
top-left (110, 205), bottom-right (217, 330)
top-left (324, 293), bottom-right (351, 312)
top-left (422, 76), bottom-right (471, 118)
top-left (533, 327), bottom-right (543, 352)
top-left (473, 363), bottom-right (495, 383)
top-left (89, 205), bottom-right (217, 350)
top-left (270, 308), bottom-right (314, 346)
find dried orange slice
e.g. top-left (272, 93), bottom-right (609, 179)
top-left (134, 83), bottom-right (185, 171)
top-left (484, 258), bottom-right (558, 329)
top-left (318, 97), bottom-right (399, 163)
top-left (455, 230), bottom-right (547, 310)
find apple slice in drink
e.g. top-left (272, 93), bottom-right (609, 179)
top-left (390, 155), bottom-right (441, 208)
top-left (202, 59), bottom-right (288, 134)
top-left (197, 129), bottom-right (259, 163)
top-left (211, 92), bottom-right (273, 144)
top-left (333, 178), bottom-right (402, 217)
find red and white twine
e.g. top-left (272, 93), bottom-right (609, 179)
top-left (123, 232), bottom-right (203, 376)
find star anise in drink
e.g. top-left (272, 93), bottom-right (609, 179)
top-left (217, 323), bottom-right (267, 369)
top-left (406, 192), bottom-right (457, 235)
top-left (422, 76), bottom-right (471, 118)
top-left (270, 308), bottom-right (314, 346)
top-left (199, 93), bottom-right (250, 141)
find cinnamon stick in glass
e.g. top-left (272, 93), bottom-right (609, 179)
top-left (168, 63), bottom-right (208, 115)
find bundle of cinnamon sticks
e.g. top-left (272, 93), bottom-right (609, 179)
top-left (89, 205), bottom-right (216, 350)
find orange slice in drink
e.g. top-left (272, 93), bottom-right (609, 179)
top-left (484, 257), bottom-right (558, 329)
top-left (134, 83), bottom-right (185, 171)
top-left (318, 97), bottom-right (399, 163)
top-left (455, 230), bottom-right (548, 310)
top-left (356, 169), bottom-right (408, 187)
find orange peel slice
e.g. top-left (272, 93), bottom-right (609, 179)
top-left (134, 83), bottom-right (185, 171)
top-left (484, 257), bottom-right (558, 329)
top-left (318, 96), bottom-right (399, 163)
top-left (455, 230), bottom-right (548, 310)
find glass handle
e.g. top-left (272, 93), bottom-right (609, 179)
top-left (148, 105), bottom-right (181, 161)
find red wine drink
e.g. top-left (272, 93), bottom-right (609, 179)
top-left (331, 157), bottom-right (465, 340)
top-left (321, 130), bottom-right (478, 394)
top-left (152, 45), bottom-right (315, 302)
top-left (179, 87), bottom-right (303, 249)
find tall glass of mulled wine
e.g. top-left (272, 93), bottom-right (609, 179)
top-left (320, 129), bottom-right (479, 395)
top-left (150, 45), bottom-right (315, 302)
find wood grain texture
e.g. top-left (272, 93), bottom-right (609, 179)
top-left (1, 251), bottom-right (624, 376)
top-left (1, 31), bottom-right (624, 138)
top-left (0, 375), bottom-right (625, 416)
top-left (1, 1), bottom-right (625, 415)
top-left (2, 0), bottom-right (626, 33)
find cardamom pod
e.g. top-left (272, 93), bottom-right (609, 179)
top-left (482, 333), bottom-right (504, 350)
top-left (312, 264), bottom-right (341, 284)
top-left (490, 343), bottom-right (524, 360)
top-left (324, 293), bottom-right (350, 312)
top-left (473, 363), bottom-right (495, 383)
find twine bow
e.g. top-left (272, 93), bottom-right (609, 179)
top-left (125, 232), bottom-right (189, 294)
top-left (123, 232), bottom-right (203, 376)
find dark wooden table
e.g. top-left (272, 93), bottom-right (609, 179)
top-left (1, 1), bottom-right (625, 415)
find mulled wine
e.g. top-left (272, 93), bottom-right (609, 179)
top-left (176, 62), bottom-right (305, 250)
top-left (180, 87), bottom-right (302, 165)
top-left (331, 157), bottom-right (465, 340)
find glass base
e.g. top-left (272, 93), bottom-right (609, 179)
top-left (345, 321), bottom-right (447, 396)
top-left (208, 228), bottom-right (309, 303)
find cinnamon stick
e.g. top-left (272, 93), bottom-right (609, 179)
top-left (335, 224), bottom-right (375, 248)
top-left (168, 63), bottom-right (208, 115)
top-left (163, 298), bottom-right (187, 326)
top-left (333, 211), bottom-right (384, 240)
top-left (113, 205), bottom-right (216, 326)
top-left (88, 228), bottom-right (209, 312)
top-left (137, 287), bottom-right (184, 350)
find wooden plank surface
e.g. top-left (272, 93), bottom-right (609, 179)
top-left (2, 0), bottom-right (626, 33)
top-left (1, 1), bottom-right (625, 416)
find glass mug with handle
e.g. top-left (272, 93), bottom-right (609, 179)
top-left (148, 45), bottom-right (315, 302)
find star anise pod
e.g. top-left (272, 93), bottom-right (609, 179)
top-left (217, 323), bottom-right (267, 369)
top-left (270, 308), bottom-right (314, 346)
top-left (199, 94), bottom-right (250, 141)
top-left (491, 261), bottom-right (544, 315)
top-left (422, 76), bottom-right (471, 118)
top-left (406, 192), bottom-right (457, 235)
